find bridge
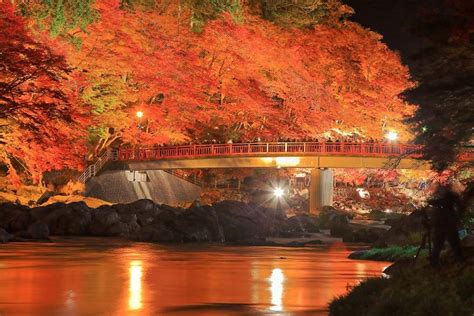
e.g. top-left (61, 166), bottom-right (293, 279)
top-left (80, 142), bottom-right (473, 214)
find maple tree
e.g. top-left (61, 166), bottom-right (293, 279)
top-left (1, 0), bottom-right (417, 185)
top-left (53, 0), bottom-right (415, 153)
top-left (0, 1), bottom-right (87, 185)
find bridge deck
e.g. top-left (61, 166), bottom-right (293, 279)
top-left (79, 142), bottom-right (473, 183)
top-left (118, 142), bottom-right (428, 170)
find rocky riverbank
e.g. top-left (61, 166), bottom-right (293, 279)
top-left (0, 199), bottom-right (325, 244)
top-left (0, 200), bottom-right (391, 245)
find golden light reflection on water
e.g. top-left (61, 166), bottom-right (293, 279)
top-left (128, 260), bottom-right (143, 311)
top-left (269, 268), bottom-right (284, 312)
top-left (0, 241), bottom-right (390, 315)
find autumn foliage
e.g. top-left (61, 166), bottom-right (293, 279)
top-left (0, 1), bottom-right (87, 185)
top-left (1, 0), bottom-right (416, 184)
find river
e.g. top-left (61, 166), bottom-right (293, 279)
top-left (0, 238), bottom-right (389, 315)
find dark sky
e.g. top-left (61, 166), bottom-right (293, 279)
top-left (344, 0), bottom-right (432, 65)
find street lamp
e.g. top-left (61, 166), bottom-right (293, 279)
top-left (274, 187), bottom-right (284, 198)
top-left (136, 111), bottom-right (145, 131)
top-left (385, 131), bottom-right (398, 141)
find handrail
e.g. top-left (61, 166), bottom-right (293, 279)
top-left (163, 169), bottom-right (203, 187)
top-left (78, 148), bottom-right (116, 183)
top-left (79, 142), bottom-right (473, 183)
top-left (116, 142), bottom-right (427, 161)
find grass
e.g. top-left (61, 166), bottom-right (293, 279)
top-left (330, 263), bottom-right (474, 316)
top-left (348, 246), bottom-right (428, 262)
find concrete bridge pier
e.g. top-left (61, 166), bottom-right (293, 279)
top-left (309, 168), bottom-right (334, 215)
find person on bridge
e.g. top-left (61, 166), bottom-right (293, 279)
top-left (429, 184), bottom-right (464, 266)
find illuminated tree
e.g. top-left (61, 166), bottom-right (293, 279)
top-left (55, 0), bottom-right (414, 151)
top-left (0, 1), bottom-right (87, 185)
top-left (5, 0), bottom-right (416, 176)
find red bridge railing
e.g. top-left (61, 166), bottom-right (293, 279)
top-left (117, 142), bottom-right (426, 161)
top-left (79, 142), bottom-right (473, 183)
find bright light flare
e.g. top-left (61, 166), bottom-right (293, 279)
top-left (385, 131), bottom-right (398, 141)
top-left (136, 111), bottom-right (144, 118)
top-left (269, 268), bottom-right (284, 312)
top-left (129, 260), bottom-right (143, 311)
top-left (274, 187), bottom-right (284, 198)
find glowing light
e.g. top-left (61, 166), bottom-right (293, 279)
top-left (385, 131), bottom-right (398, 141)
top-left (136, 111), bottom-right (144, 118)
top-left (385, 209), bottom-right (392, 213)
top-left (129, 260), bottom-right (143, 311)
top-left (269, 268), bottom-right (284, 312)
top-left (275, 157), bottom-right (300, 166)
top-left (356, 188), bottom-right (370, 199)
top-left (274, 187), bottom-right (284, 198)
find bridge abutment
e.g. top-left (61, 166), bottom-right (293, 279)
top-left (309, 168), bottom-right (334, 215)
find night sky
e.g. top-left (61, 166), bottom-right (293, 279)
top-left (346, 0), bottom-right (441, 67)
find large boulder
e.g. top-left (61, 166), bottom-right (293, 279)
top-left (280, 215), bottom-right (319, 236)
top-left (0, 228), bottom-right (13, 243)
top-left (89, 209), bottom-right (121, 236)
top-left (63, 202), bottom-right (92, 235)
top-left (172, 205), bottom-right (224, 242)
top-left (32, 202), bottom-right (92, 236)
top-left (318, 206), bottom-right (351, 230)
top-left (134, 223), bottom-right (177, 242)
top-left (213, 201), bottom-right (273, 242)
top-left (26, 221), bottom-right (50, 240)
top-left (0, 203), bottom-right (34, 233)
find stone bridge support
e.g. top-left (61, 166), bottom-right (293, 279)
top-left (309, 168), bottom-right (334, 215)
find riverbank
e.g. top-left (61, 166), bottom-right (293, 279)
top-left (0, 199), bottom-right (392, 246)
top-left (0, 199), bottom-right (327, 245)
top-left (330, 246), bottom-right (474, 316)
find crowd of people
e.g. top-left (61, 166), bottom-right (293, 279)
top-left (182, 135), bottom-right (394, 146)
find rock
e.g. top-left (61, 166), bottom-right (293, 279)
top-left (32, 202), bottom-right (92, 236)
top-left (135, 223), bottom-right (177, 242)
top-left (374, 209), bottom-right (425, 247)
top-left (213, 201), bottom-right (272, 242)
top-left (27, 221), bottom-right (50, 240)
top-left (106, 222), bottom-right (130, 237)
top-left (0, 203), bottom-right (34, 233)
top-left (179, 205), bottom-right (224, 242)
top-left (36, 191), bottom-right (54, 205)
top-left (89, 209), bottom-right (121, 236)
top-left (342, 227), bottom-right (386, 243)
top-left (318, 206), bottom-right (351, 230)
top-left (128, 199), bottom-right (156, 212)
top-left (0, 228), bottom-right (13, 243)
top-left (330, 220), bottom-right (352, 238)
top-left (280, 215), bottom-right (320, 235)
top-left (63, 202), bottom-right (92, 235)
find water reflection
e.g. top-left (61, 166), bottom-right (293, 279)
top-left (269, 268), bottom-right (285, 312)
top-left (0, 240), bottom-right (389, 315)
top-left (128, 260), bottom-right (143, 311)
